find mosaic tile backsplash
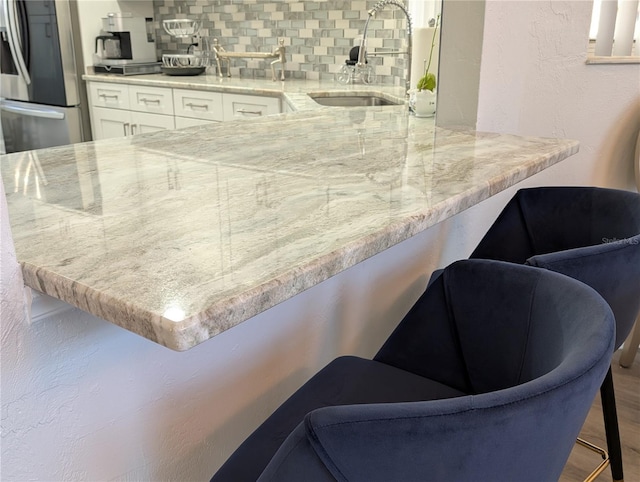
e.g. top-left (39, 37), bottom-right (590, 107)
top-left (152, 0), bottom-right (410, 84)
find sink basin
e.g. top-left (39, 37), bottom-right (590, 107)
top-left (308, 93), bottom-right (403, 107)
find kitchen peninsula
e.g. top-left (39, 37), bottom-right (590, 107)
top-left (1, 80), bottom-right (579, 351)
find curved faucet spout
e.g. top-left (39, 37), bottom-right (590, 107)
top-left (356, 0), bottom-right (413, 95)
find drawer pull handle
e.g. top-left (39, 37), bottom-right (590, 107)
top-left (237, 109), bottom-right (263, 115)
top-left (140, 98), bottom-right (161, 104)
top-left (123, 122), bottom-right (130, 136)
top-left (185, 102), bottom-right (209, 110)
top-left (99, 93), bottom-right (119, 100)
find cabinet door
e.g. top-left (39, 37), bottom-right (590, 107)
top-left (175, 116), bottom-right (217, 129)
top-left (130, 112), bottom-right (175, 135)
top-left (222, 93), bottom-right (281, 121)
top-left (92, 108), bottom-right (174, 139)
top-left (91, 107), bottom-right (132, 139)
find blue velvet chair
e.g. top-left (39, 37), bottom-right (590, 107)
top-left (468, 186), bottom-right (640, 482)
top-left (211, 260), bottom-right (615, 482)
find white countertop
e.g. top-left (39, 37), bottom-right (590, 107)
top-left (83, 73), bottom-right (408, 112)
top-left (2, 76), bottom-right (579, 350)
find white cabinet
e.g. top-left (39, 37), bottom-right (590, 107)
top-left (89, 82), bottom-right (130, 110)
top-left (88, 81), bottom-right (175, 140)
top-left (132, 111), bottom-right (176, 134)
top-left (90, 107), bottom-right (175, 139)
top-left (175, 116), bottom-right (214, 129)
top-left (129, 85), bottom-right (175, 116)
top-left (223, 93), bottom-right (281, 120)
top-left (87, 80), bottom-right (283, 140)
top-left (173, 89), bottom-right (224, 122)
top-left (90, 108), bottom-right (131, 139)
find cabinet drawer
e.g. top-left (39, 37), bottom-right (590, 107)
top-left (129, 85), bottom-right (174, 115)
top-left (173, 89), bottom-right (223, 122)
top-left (223, 94), bottom-right (281, 120)
top-left (89, 82), bottom-right (129, 110)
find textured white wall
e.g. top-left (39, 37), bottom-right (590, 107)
top-left (0, 198), bottom-right (465, 480)
top-left (0, 178), bottom-right (27, 338)
top-left (477, 0), bottom-right (640, 191)
top-left (1, 2), bottom-right (639, 480)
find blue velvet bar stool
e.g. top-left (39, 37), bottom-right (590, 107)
top-left (469, 186), bottom-right (640, 482)
top-left (211, 259), bottom-right (615, 481)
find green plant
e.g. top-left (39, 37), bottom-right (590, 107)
top-left (416, 15), bottom-right (440, 92)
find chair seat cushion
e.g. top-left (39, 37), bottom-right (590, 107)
top-left (211, 355), bottom-right (466, 482)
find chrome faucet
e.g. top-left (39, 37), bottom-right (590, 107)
top-left (357, 0), bottom-right (413, 96)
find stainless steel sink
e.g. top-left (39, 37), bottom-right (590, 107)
top-left (308, 93), bottom-right (402, 107)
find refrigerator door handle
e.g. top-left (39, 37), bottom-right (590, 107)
top-left (3, 0), bottom-right (31, 85)
top-left (0, 100), bottom-right (65, 119)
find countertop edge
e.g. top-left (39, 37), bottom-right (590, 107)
top-left (18, 137), bottom-right (577, 351)
top-left (168, 137), bottom-right (579, 351)
top-left (8, 76), bottom-right (580, 350)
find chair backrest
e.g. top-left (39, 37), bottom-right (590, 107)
top-left (262, 260), bottom-right (615, 482)
top-left (375, 259), bottom-right (615, 394)
top-left (470, 186), bottom-right (640, 348)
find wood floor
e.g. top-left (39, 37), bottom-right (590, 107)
top-left (560, 350), bottom-right (640, 482)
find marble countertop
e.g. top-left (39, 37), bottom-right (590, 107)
top-left (82, 73), bottom-right (408, 112)
top-left (1, 85), bottom-right (579, 351)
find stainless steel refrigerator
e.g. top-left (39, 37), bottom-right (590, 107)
top-left (0, 0), bottom-right (91, 154)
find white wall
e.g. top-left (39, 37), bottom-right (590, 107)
top-left (0, 183), bottom-right (472, 480)
top-left (0, 181), bottom-right (28, 351)
top-left (1, 2), bottom-right (639, 480)
top-left (477, 0), bottom-right (640, 191)
top-left (436, 0), bottom-right (485, 128)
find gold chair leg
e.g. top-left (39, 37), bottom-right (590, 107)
top-left (576, 437), bottom-right (612, 482)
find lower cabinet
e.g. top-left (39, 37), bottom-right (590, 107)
top-left (133, 111), bottom-right (176, 135)
top-left (87, 80), bottom-right (283, 140)
top-left (91, 107), bottom-right (175, 139)
top-left (175, 116), bottom-right (215, 129)
top-left (173, 89), bottom-right (224, 123)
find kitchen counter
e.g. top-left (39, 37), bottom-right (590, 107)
top-left (82, 73), bottom-right (408, 112)
top-left (1, 81), bottom-right (579, 351)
